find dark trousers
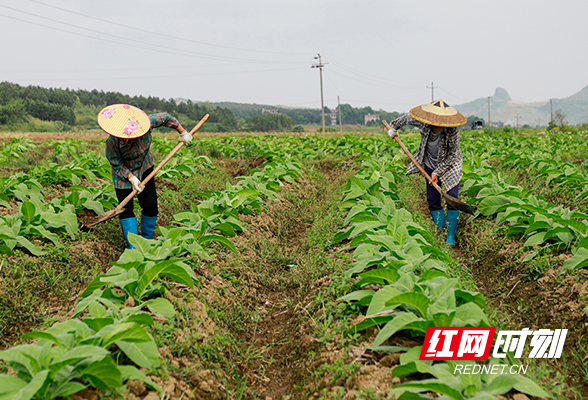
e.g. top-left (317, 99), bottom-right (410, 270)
top-left (115, 166), bottom-right (158, 219)
top-left (425, 166), bottom-right (459, 211)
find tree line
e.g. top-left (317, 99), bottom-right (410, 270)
top-left (0, 81), bottom-right (403, 132)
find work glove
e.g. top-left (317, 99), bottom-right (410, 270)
top-left (178, 130), bottom-right (193, 145)
top-left (129, 175), bottom-right (144, 193)
top-left (388, 127), bottom-right (399, 139)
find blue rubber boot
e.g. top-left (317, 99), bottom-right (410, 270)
top-left (119, 217), bottom-right (138, 249)
top-left (446, 210), bottom-right (459, 246)
top-left (430, 210), bottom-right (446, 232)
top-left (140, 214), bottom-right (157, 240)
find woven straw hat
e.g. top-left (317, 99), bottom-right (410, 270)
top-left (409, 99), bottom-right (467, 127)
top-left (98, 104), bottom-right (151, 139)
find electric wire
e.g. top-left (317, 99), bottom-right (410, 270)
top-left (0, 2), bottom-right (460, 112)
top-left (0, 4), bottom-right (309, 65)
top-left (7, 66), bottom-right (310, 82)
top-left (26, 0), bottom-right (309, 57)
top-left (327, 58), bottom-right (424, 87)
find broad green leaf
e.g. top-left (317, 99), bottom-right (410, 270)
top-left (211, 222), bottom-right (236, 237)
top-left (511, 374), bottom-right (550, 397)
top-left (337, 290), bottom-right (374, 305)
top-left (345, 315), bottom-right (395, 335)
top-left (20, 202), bottom-right (36, 226)
top-left (11, 370), bottom-right (49, 400)
top-left (116, 340), bottom-right (160, 370)
top-left (366, 286), bottom-right (402, 316)
top-left (523, 232), bottom-right (547, 247)
top-left (127, 233), bottom-right (153, 255)
top-left (15, 236), bottom-right (45, 256)
top-left (431, 311), bottom-right (456, 327)
top-left (385, 292), bottom-right (430, 318)
top-left (453, 302), bottom-right (489, 327)
top-left (83, 317), bottom-right (115, 332)
top-left (468, 392), bottom-right (503, 400)
top-left (51, 381), bottom-right (87, 399)
top-left (74, 289), bottom-right (103, 317)
top-left (143, 297), bottom-right (176, 319)
top-left (199, 234), bottom-right (237, 253)
top-left (21, 331), bottom-right (66, 348)
top-left (88, 301), bottom-right (109, 319)
top-left (49, 345), bottom-right (109, 377)
top-left (0, 375), bottom-right (27, 399)
top-left (82, 356), bottom-right (122, 391)
top-left (391, 360), bottom-right (433, 378)
top-left (372, 312), bottom-right (427, 347)
top-left (99, 322), bottom-right (151, 348)
top-left (477, 195), bottom-right (511, 216)
top-left (454, 290), bottom-right (487, 310)
top-left (357, 269), bottom-right (400, 286)
top-left (561, 247), bottom-right (588, 274)
top-left (136, 259), bottom-right (193, 299)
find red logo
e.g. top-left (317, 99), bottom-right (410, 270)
top-left (420, 327), bottom-right (496, 360)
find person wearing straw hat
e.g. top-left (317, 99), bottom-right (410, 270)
top-left (387, 99), bottom-right (466, 246)
top-left (98, 104), bottom-right (193, 249)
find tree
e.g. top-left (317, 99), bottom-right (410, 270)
top-left (553, 110), bottom-right (567, 127)
top-left (245, 114), bottom-right (295, 132)
top-left (0, 99), bottom-right (28, 125)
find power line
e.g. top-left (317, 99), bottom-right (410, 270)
top-left (27, 0), bottom-right (309, 57)
top-left (325, 68), bottom-right (422, 91)
top-left (327, 57), bottom-right (424, 86)
top-left (437, 87), bottom-right (469, 102)
top-left (0, 5), bottom-right (309, 65)
top-left (15, 66), bottom-right (310, 82)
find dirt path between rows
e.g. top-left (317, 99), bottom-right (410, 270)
top-left (176, 159), bottom-right (358, 399)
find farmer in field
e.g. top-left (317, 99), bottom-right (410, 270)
top-left (98, 104), bottom-right (192, 248)
top-left (387, 100), bottom-right (466, 246)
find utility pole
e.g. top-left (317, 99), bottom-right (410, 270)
top-left (487, 96), bottom-right (490, 128)
top-left (515, 114), bottom-right (520, 128)
top-left (337, 95), bottom-right (342, 133)
top-left (312, 54), bottom-right (327, 134)
top-left (426, 82), bottom-right (437, 102)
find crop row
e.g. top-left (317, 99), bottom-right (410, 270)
top-left (335, 155), bottom-right (549, 399)
top-left (461, 132), bottom-right (588, 210)
top-left (0, 153), bottom-right (301, 399)
top-left (461, 158), bottom-right (588, 274)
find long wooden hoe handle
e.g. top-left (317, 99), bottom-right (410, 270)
top-left (115, 113), bottom-right (211, 212)
top-left (382, 120), bottom-right (440, 188)
top-left (381, 120), bottom-right (474, 214)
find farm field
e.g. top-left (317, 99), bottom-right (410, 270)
top-left (0, 129), bottom-right (586, 399)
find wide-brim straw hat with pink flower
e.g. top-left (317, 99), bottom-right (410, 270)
top-left (98, 104), bottom-right (151, 139)
top-left (409, 99), bottom-right (467, 128)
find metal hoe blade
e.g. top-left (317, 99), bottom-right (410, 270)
top-left (84, 206), bottom-right (125, 228)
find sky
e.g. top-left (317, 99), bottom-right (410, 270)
top-left (1, 0), bottom-right (587, 113)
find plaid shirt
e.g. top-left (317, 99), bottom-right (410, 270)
top-left (390, 114), bottom-right (463, 190)
top-left (105, 113), bottom-right (180, 189)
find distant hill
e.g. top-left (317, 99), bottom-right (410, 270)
top-left (455, 86), bottom-right (588, 126)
